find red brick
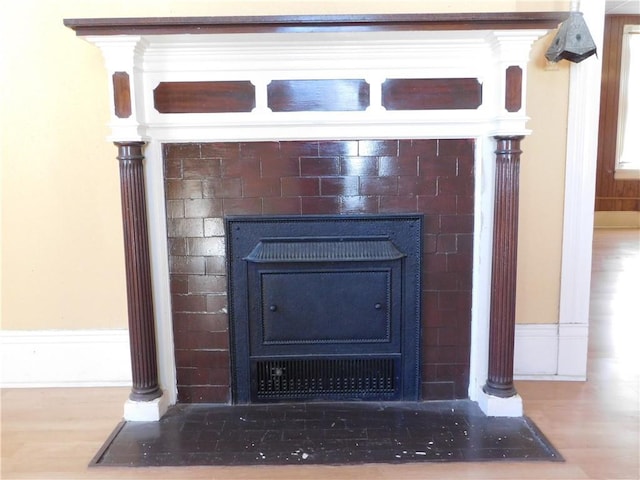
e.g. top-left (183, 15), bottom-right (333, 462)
top-left (417, 195), bottom-right (457, 215)
top-left (436, 234), bottom-right (458, 253)
top-left (164, 143), bottom-right (201, 159)
top-left (440, 214), bottom-right (474, 233)
top-left (358, 139), bottom-right (398, 156)
top-left (205, 256), bottom-right (227, 275)
top-left (447, 252), bottom-right (473, 273)
top-left (419, 157), bottom-right (456, 177)
top-left (204, 218), bottom-right (225, 237)
top-left (170, 276), bottom-right (188, 294)
top-left (420, 381), bottom-right (455, 401)
top-left (280, 141), bottom-right (319, 157)
top-left (183, 158), bottom-right (221, 179)
top-left (318, 140), bottom-right (358, 156)
top-left (379, 155), bottom-right (418, 176)
top-left (164, 158), bottom-right (182, 179)
top-left (165, 179), bottom-right (203, 200)
top-left (300, 156), bottom-right (340, 176)
top-left (170, 256), bottom-right (206, 275)
top-left (167, 218), bottom-right (204, 238)
top-left (437, 138), bottom-right (474, 157)
top-left (203, 178), bottom-right (242, 198)
top-left (166, 200), bottom-right (184, 218)
top-left (424, 271), bottom-right (460, 291)
top-left (379, 196), bottom-right (417, 213)
top-left (221, 156), bottom-right (260, 178)
top-left (320, 177), bottom-right (359, 196)
top-left (263, 197), bottom-right (301, 215)
top-left (187, 237), bottom-right (225, 256)
top-left (206, 294), bottom-right (228, 313)
top-left (456, 195), bottom-right (474, 214)
top-left (399, 139), bottom-right (437, 158)
top-left (424, 253), bottom-right (448, 273)
top-left (168, 238), bottom-right (187, 256)
top-left (222, 197), bottom-right (262, 215)
top-left (187, 275), bottom-right (227, 294)
top-left (398, 177), bottom-right (436, 196)
top-left (261, 156), bottom-right (299, 177)
top-left (171, 294), bottom-right (207, 313)
top-left (281, 177), bottom-right (320, 196)
top-left (437, 176), bottom-right (474, 196)
top-left (184, 199), bottom-right (222, 218)
top-left (175, 312), bottom-right (228, 332)
top-left (177, 385), bottom-right (230, 403)
top-left (201, 142), bottom-right (240, 159)
top-left (360, 177), bottom-right (398, 195)
top-left (240, 141), bottom-right (280, 159)
top-left (340, 196), bottom-right (379, 214)
top-left (242, 176), bottom-right (280, 197)
top-left (340, 156), bottom-right (378, 176)
top-left (301, 197), bottom-right (340, 214)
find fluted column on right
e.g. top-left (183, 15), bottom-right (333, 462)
top-left (483, 136), bottom-right (524, 398)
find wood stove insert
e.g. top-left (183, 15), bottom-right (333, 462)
top-left (226, 214), bottom-right (422, 403)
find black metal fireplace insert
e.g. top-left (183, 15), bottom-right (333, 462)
top-left (226, 214), bottom-right (423, 403)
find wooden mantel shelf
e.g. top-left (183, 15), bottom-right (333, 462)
top-left (64, 12), bottom-right (567, 36)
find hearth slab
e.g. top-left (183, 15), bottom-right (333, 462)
top-left (90, 400), bottom-right (562, 466)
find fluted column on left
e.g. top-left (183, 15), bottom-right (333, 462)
top-left (115, 141), bottom-right (162, 402)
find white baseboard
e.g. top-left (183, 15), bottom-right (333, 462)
top-left (0, 325), bottom-right (585, 388)
top-left (0, 329), bottom-right (132, 388)
top-left (514, 323), bottom-right (588, 381)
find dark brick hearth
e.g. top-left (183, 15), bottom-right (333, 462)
top-left (163, 139), bottom-right (474, 403)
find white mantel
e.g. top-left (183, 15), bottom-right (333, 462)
top-left (66, 14), bottom-right (573, 421)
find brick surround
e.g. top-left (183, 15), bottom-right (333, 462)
top-left (163, 139), bottom-right (474, 403)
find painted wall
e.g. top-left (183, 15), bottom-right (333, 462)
top-left (0, 0), bottom-right (570, 331)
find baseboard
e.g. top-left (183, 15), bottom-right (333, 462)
top-left (0, 325), bottom-right (585, 387)
top-left (594, 211), bottom-right (640, 228)
top-left (514, 323), bottom-right (587, 381)
top-left (0, 329), bottom-right (132, 388)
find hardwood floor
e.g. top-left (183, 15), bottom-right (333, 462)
top-left (2, 229), bottom-right (639, 480)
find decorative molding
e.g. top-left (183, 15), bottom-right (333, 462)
top-left (0, 330), bottom-right (132, 387)
top-left (513, 323), bottom-right (589, 381)
top-left (268, 79), bottom-right (369, 112)
top-left (64, 13), bottom-right (568, 36)
top-left (558, 1), bottom-right (605, 359)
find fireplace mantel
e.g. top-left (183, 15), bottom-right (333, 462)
top-left (64, 13), bottom-right (566, 35)
top-left (65, 13), bottom-right (565, 421)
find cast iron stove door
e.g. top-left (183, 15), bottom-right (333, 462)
top-left (226, 215), bottom-right (422, 403)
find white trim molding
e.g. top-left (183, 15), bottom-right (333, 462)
top-left (0, 329), bottom-right (132, 388)
top-left (514, 323), bottom-right (588, 381)
top-left (557, 0), bottom-right (605, 381)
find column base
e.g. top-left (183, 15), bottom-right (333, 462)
top-left (477, 391), bottom-right (523, 417)
top-left (124, 391), bottom-right (170, 421)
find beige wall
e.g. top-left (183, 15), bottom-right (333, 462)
top-left (0, 0), bottom-right (569, 330)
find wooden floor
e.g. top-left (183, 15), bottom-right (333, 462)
top-left (2, 229), bottom-right (639, 480)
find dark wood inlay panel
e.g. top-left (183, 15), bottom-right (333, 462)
top-left (382, 78), bottom-right (482, 110)
top-left (64, 13), bottom-right (568, 36)
top-left (505, 66), bottom-right (522, 113)
top-left (153, 81), bottom-right (255, 114)
top-left (267, 79), bottom-right (369, 112)
top-left (112, 72), bottom-right (132, 118)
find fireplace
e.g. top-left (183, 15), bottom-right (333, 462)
top-left (64, 13), bottom-right (566, 419)
top-left (226, 214), bottom-right (422, 403)
top-left (164, 139), bottom-right (473, 404)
